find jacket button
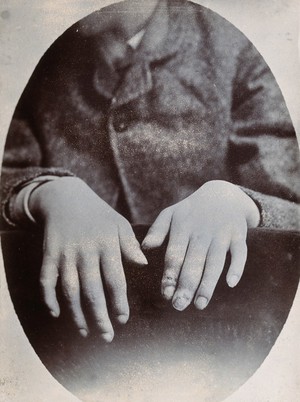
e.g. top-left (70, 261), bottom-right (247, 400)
top-left (114, 120), bottom-right (128, 132)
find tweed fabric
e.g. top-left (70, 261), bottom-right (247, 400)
top-left (1, 0), bottom-right (299, 230)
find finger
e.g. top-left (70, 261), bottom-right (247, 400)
top-left (40, 253), bottom-right (60, 318)
top-left (226, 239), bottom-right (248, 288)
top-left (195, 238), bottom-right (229, 310)
top-left (142, 207), bottom-right (173, 249)
top-left (78, 253), bottom-right (114, 343)
top-left (161, 228), bottom-right (189, 300)
top-left (172, 236), bottom-right (210, 311)
top-left (60, 254), bottom-right (89, 337)
top-left (118, 222), bottom-right (148, 266)
top-left (101, 247), bottom-right (129, 325)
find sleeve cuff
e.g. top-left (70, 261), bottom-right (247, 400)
top-left (8, 176), bottom-right (62, 226)
top-left (239, 186), bottom-right (300, 231)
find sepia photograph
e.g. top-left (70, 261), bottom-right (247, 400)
top-left (1, 1), bottom-right (299, 401)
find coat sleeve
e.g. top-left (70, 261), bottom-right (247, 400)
top-left (229, 42), bottom-right (300, 231)
top-left (0, 104), bottom-right (74, 229)
top-left (0, 27), bottom-right (82, 229)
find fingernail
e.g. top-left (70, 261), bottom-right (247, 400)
top-left (116, 314), bottom-right (129, 325)
top-left (227, 274), bottom-right (240, 288)
top-left (141, 235), bottom-right (154, 249)
top-left (173, 296), bottom-right (189, 311)
top-left (102, 332), bottom-right (114, 343)
top-left (50, 310), bottom-right (58, 318)
top-left (141, 238), bottom-right (150, 249)
top-left (136, 251), bottom-right (148, 265)
top-left (196, 296), bottom-right (208, 310)
top-left (79, 329), bottom-right (88, 338)
top-left (163, 286), bottom-right (175, 300)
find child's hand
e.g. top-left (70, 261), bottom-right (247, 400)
top-left (29, 177), bottom-right (147, 342)
top-left (142, 180), bottom-right (260, 311)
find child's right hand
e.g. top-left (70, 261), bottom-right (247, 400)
top-left (29, 177), bottom-right (147, 342)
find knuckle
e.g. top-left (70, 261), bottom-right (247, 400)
top-left (81, 267), bottom-right (100, 282)
top-left (39, 276), bottom-right (52, 290)
top-left (190, 233), bottom-right (207, 243)
top-left (232, 230), bottom-right (247, 243)
top-left (60, 249), bottom-right (75, 263)
top-left (189, 236), bottom-right (211, 254)
top-left (85, 290), bottom-right (101, 307)
top-left (162, 270), bottom-right (178, 287)
top-left (62, 280), bottom-right (78, 300)
top-left (165, 249), bottom-right (182, 268)
top-left (42, 252), bottom-right (59, 266)
top-left (62, 289), bottom-right (76, 303)
top-left (103, 253), bottom-right (122, 268)
top-left (118, 216), bottom-right (131, 231)
top-left (178, 276), bottom-right (198, 293)
top-left (101, 235), bottom-right (119, 250)
top-left (213, 236), bottom-right (228, 249)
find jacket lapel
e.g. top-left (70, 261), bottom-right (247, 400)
top-left (96, 0), bottom-right (189, 107)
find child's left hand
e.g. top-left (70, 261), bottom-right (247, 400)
top-left (142, 180), bottom-right (260, 311)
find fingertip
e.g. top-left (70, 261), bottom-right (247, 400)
top-left (49, 309), bottom-right (59, 318)
top-left (142, 208), bottom-right (172, 249)
top-left (195, 296), bottom-right (208, 310)
top-left (172, 295), bottom-right (189, 311)
top-left (116, 314), bottom-right (129, 325)
top-left (141, 235), bottom-right (162, 250)
top-left (130, 250), bottom-right (148, 266)
top-left (79, 328), bottom-right (89, 338)
top-left (141, 236), bottom-right (154, 250)
top-left (49, 302), bottom-right (60, 317)
top-left (95, 318), bottom-right (114, 341)
top-left (162, 285), bottom-right (175, 300)
top-left (227, 274), bottom-right (240, 288)
top-left (122, 237), bottom-right (148, 265)
top-left (136, 252), bottom-right (148, 266)
top-left (101, 332), bottom-right (114, 343)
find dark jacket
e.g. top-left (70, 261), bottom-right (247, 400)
top-left (1, 0), bottom-right (299, 229)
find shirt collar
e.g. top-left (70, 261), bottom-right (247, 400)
top-left (134, 0), bottom-right (187, 63)
top-left (127, 28), bottom-right (146, 50)
top-left (93, 0), bottom-right (189, 102)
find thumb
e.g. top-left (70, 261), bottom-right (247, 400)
top-left (118, 222), bottom-right (148, 266)
top-left (142, 207), bottom-right (173, 249)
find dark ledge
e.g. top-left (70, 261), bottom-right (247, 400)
top-left (1, 227), bottom-right (299, 401)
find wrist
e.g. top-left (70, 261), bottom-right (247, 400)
top-left (198, 180), bottom-right (260, 228)
top-left (9, 176), bottom-right (65, 226)
top-left (29, 177), bottom-right (84, 223)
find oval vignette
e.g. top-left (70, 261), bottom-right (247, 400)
top-left (1, 1), bottom-right (300, 402)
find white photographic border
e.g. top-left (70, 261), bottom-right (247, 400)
top-left (0, 1), bottom-right (299, 401)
